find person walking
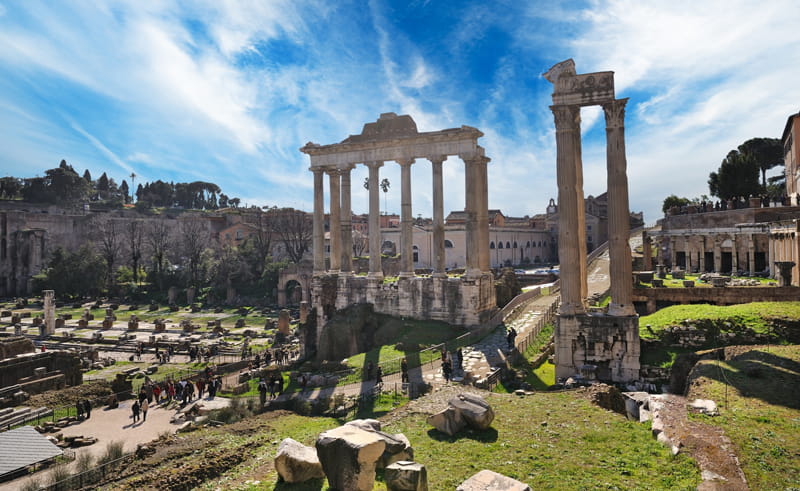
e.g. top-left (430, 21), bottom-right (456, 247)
top-left (141, 398), bottom-right (149, 422)
top-left (375, 365), bottom-right (383, 386)
top-left (131, 400), bottom-right (140, 423)
top-left (83, 399), bottom-right (91, 419)
top-left (400, 358), bottom-right (409, 383)
top-left (258, 378), bottom-right (268, 407)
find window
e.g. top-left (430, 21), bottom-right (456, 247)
top-left (526, 241), bottom-right (531, 248)
top-left (513, 241), bottom-right (518, 248)
top-left (506, 241), bottom-right (511, 249)
top-left (444, 239), bottom-right (454, 248)
top-left (413, 245), bottom-right (419, 262)
top-left (498, 242), bottom-right (504, 249)
top-left (235, 230), bottom-right (243, 240)
top-left (490, 242), bottom-right (496, 249)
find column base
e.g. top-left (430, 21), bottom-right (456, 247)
top-left (607, 303), bottom-right (636, 317)
top-left (367, 272), bottom-right (384, 281)
top-left (558, 301), bottom-right (586, 316)
top-left (338, 270), bottom-right (353, 278)
top-left (432, 272), bottom-right (447, 279)
top-left (398, 271), bottom-right (414, 279)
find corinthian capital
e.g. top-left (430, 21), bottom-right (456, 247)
top-left (550, 105), bottom-right (580, 131)
top-left (603, 98), bottom-right (628, 130)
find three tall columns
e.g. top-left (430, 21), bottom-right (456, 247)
top-left (399, 159), bottom-right (415, 277)
top-left (366, 161), bottom-right (384, 278)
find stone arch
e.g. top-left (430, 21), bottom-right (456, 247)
top-left (277, 266), bottom-right (312, 307)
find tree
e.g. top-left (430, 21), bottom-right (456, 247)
top-left (97, 172), bottom-right (110, 199)
top-left (708, 149), bottom-right (760, 200)
top-left (95, 217), bottom-right (120, 290)
top-left (271, 207), bottom-right (312, 263)
top-left (738, 137), bottom-right (783, 187)
top-left (119, 180), bottom-right (129, 204)
top-left (83, 169), bottom-right (92, 182)
top-left (0, 177), bottom-right (22, 199)
top-left (380, 178), bottom-right (390, 213)
top-left (35, 245), bottom-right (105, 298)
top-left (662, 195), bottom-right (691, 214)
top-left (124, 219), bottom-right (145, 283)
top-left (352, 230), bottom-right (369, 257)
top-left (43, 161), bottom-right (90, 203)
top-left (146, 219), bottom-right (172, 291)
top-left (178, 216), bottom-right (210, 288)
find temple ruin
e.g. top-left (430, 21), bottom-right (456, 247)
top-left (300, 113), bottom-right (497, 353)
top-left (544, 59), bottom-right (640, 382)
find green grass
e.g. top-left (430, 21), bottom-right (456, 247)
top-left (638, 273), bottom-right (778, 289)
top-left (686, 345), bottom-right (800, 489)
top-left (108, 390), bottom-right (701, 490)
top-left (495, 324), bottom-right (555, 392)
top-left (639, 346), bottom-right (695, 368)
top-left (638, 301), bottom-right (800, 340)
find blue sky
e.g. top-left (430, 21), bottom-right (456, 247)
top-left (1, 1), bottom-right (799, 223)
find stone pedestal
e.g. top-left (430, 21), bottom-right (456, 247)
top-left (299, 301), bottom-right (309, 324)
top-left (555, 313), bottom-right (640, 383)
top-left (43, 290), bottom-right (55, 336)
top-left (386, 461), bottom-right (428, 491)
top-left (278, 310), bottom-right (291, 335)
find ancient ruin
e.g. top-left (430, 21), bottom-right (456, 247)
top-left (544, 59), bottom-right (640, 382)
top-left (301, 113), bottom-right (497, 356)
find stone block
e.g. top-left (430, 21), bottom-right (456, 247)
top-left (682, 280), bottom-right (695, 288)
top-left (426, 406), bottom-right (465, 436)
top-left (274, 438), bottom-right (325, 484)
top-left (316, 424), bottom-right (386, 491)
top-left (448, 393), bottom-right (494, 430)
top-left (457, 470), bottom-right (531, 491)
top-left (385, 461), bottom-right (428, 491)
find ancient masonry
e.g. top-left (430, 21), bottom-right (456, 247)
top-left (300, 113), bottom-right (497, 342)
top-left (544, 59), bottom-right (640, 382)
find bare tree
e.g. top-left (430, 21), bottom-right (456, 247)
top-left (124, 219), bottom-right (145, 283)
top-left (146, 219), bottom-right (172, 291)
top-left (250, 209), bottom-right (274, 273)
top-left (179, 216), bottom-right (210, 288)
top-left (95, 217), bottom-right (120, 290)
top-left (271, 208), bottom-right (312, 263)
top-left (352, 230), bottom-right (369, 257)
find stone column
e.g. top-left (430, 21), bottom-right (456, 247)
top-left (669, 237), bottom-right (677, 269)
top-left (477, 155), bottom-right (491, 273)
top-left (714, 236), bottom-right (722, 272)
top-left (430, 155), bottom-right (447, 277)
top-left (642, 231), bottom-right (652, 271)
top-left (398, 158), bottom-right (415, 277)
top-left (573, 118), bottom-right (588, 300)
top-left (551, 104), bottom-right (584, 315)
top-left (603, 99), bottom-right (635, 316)
top-left (312, 168), bottom-right (326, 274)
top-left (699, 239), bottom-right (706, 273)
top-left (340, 165), bottom-right (354, 274)
top-left (328, 168), bottom-right (342, 273)
top-left (463, 156), bottom-right (480, 277)
top-left (748, 234), bottom-right (756, 274)
top-left (685, 237), bottom-right (692, 272)
top-left (366, 161), bottom-right (384, 279)
top-left (43, 290), bottom-right (55, 335)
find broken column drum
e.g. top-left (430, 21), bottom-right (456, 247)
top-left (544, 59), bottom-right (640, 382)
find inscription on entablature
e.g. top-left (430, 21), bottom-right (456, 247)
top-left (552, 71), bottom-right (615, 106)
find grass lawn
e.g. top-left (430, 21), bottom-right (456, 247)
top-left (638, 302), bottom-right (800, 340)
top-left (685, 345), bottom-right (800, 489)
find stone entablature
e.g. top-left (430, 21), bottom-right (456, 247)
top-left (633, 286), bottom-right (799, 314)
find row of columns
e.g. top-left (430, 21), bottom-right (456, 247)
top-left (551, 99), bottom-right (634, 316)
top-left (311, 156), bottom-right (490, 279)
top-left (664, 233), bottom-right (763, 274)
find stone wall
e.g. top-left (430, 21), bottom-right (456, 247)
top-left (0, 350), bottom-right (82, 389)
top-left (661, 207), bottom-right (800, 230)
top-left (320, 273), bottom-right (497, 328)
top-left (0, 336), bottom-right (35, 359)
top-left (633, 286), bottom-right (799, 314)
top-left (555, 314), bottom-right (640, 383)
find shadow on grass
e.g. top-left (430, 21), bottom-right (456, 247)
top-left (274, 477), bottom-right (324, 490)
top-left (426, 427), bottom-right (498, 443)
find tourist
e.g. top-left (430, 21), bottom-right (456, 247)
top-left (456, 348), bottom-right (464, 372)
top-left (299, 373), bottom-right (308, 392)
top-left (507, 327), bottom-right (517, 350)
top-left (196, 378), bottom-right (206, 399)
top-left (83, 399), bottom-right (91, 419)
top-left (366, 361), bottom-right (374, 380)
top-left (400, 358), bottom-right (409, 383)
top-left (442, 359), bottom-right (452, 383)
top-left (254, 353), bottom-right (261, 367)
top-left (131, 400), bottom-right (140, 423)
top-left (141, 398), bottom-right (149, 422)
top-left (76, 400), bottom-right (84, 420)
top-left (268, 375), bottom-right (277, 399)
top-left (375, 365), bottom-right (383, 386)
top-left (258, 378), bottom-right (268, 406)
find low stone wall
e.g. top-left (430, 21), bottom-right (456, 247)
top-left (633, 286), bottom-right (799, 314)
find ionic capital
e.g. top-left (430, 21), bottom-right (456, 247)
top-left (602, 98), bottom-right (628, 130)
top-left (550, 104), bottom-right (580, 131)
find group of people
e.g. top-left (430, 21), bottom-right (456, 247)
top-left (130, 373), bottom-right (223, 423)
top-left (75, 399), bottom-right (92, 420)
top-left (440, 348), bottom-right (464, 383)
top-left (257, 373), bottom-right (285, 406)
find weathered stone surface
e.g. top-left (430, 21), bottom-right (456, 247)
top-left (687, 398), bottom-right (719, 416)
top-left (426, 406), bottom-right (465, 436)
top-left (345, 419), bottom-right (412, 467)
top-left (456, 469), bottom-right (531, 491)
top-left (316, 424), bottom-right (386, 491)
top-left (345, 418), bottom-right (382, 432)
top-left (275, 437), bottom-right (325, 484)
top-left (448, 393), bottom-right (494, 430)
top-left (385, 460), bottom-right (428, 491)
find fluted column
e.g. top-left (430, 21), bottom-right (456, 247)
top-left (670, 237), bottom-right (677, 269)
top-left (685, 237), bottom-right (692, 272)
top-left (398, 158), bottom-right (415, 277)
top-left (328, 168), bottom-right (341, 273)
top-left (366, 161), bottom-right (384, 279)
top-left (748, 234), bottom-right (755, 274)
top-left (477, 155), bottom-right (491, 272)
top-left (603, 98), bottom-right (634, 316)
top-left (731, 235), bottom-right (738, 273)
top-left (551, 104), bottom-right (584, 315)
top-left (642, 231), bottom-right (652, 271)
top-left (430, 155), bottom-right (447, 277)
top-left (463, 156), bottom-right (480, 277)
top-left (714, 236), bottom-right (722, 272)
top-left (312, 168), bottom-right (325, 274)
top-left (699, 239), bottom-right (706, 273)
top-left (340, 165), bottom-right (354, 274)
